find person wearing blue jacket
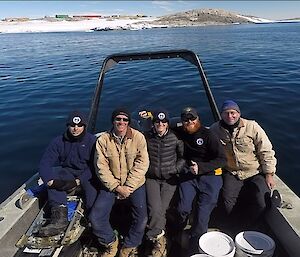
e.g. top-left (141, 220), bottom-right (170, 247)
top-left (38, 110), bottom-right (97, 237)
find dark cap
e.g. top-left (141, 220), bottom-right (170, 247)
top-left (181, 107), bottom-right (198, 119)
top-left (66, 110), bottom-right (87, 127)
top-left (152, 109), bottom-right (170, 123)
top-left (111, 107), bottom-right (131, 123)
top-left (221, 100), bottom-right (241, 113)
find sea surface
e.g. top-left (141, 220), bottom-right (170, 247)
top-left (1, 23), bottom-right (300, 203)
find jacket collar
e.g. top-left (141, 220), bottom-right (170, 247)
top-left (109, 126), bottom-right (133, 140)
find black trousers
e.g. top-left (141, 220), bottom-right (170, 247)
top-left (221, 172), bottom-right (271, 231)
top-left (145, 178), bottom-right (177, 239)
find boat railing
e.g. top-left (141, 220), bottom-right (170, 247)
top-left (87, 49), bottom-right (221, 134)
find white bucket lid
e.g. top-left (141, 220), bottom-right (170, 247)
top-left (199, 231), bottom-right (235, 256)
top-left (235, 231), bottom-right (275, 255)
top-left (190, 254), bottom-right (211, 257)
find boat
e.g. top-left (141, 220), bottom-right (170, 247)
top-left (0, 50), bottom-right (299, 257)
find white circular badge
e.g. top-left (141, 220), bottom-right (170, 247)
top-left (158, 112), bottom-right (166, 120)
top-left (72, 116), bottom-right (81, 124)
top-left (196, 138), bottom-right (204, 145)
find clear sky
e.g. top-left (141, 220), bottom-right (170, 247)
top-left (0, 1), bottom-right (299, 20)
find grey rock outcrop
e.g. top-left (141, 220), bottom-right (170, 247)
top-left (150, 8), bottom-right (252, 27)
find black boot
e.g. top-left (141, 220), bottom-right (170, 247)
top-left (38, 205), bottom-right (68, 237)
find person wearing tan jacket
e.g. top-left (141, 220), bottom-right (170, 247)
top-left (89, 108), bottom-right (149, 257)
top-left (210, 100), bottom-right (276, 232)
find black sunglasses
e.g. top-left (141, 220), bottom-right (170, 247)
top-left (115, 117), bottom-right (129, 122)
top-left (182, 116), bottom-right (197, 122)
top-left (70, 123), bottom-right (84, 127)
top-left (154, 119), bottom-right (168, 124)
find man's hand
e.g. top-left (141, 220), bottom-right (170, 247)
top-left (189, 160), bottom-right (199, 175)
top-left (265, 174), bottom-right (275, 189)
top-left (139, 110), bottom-right (152, 119)
top-left (115, 185), bottom-right (134, 199)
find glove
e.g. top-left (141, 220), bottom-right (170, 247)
top-left (49, 179), bottom-right (77, 192)
top-left (49, 179), bottom-right (65, 190)
top-left (60, 180), bottom-right (78, 191)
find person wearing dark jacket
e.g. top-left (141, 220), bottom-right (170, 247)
top-left (173, 107), bottom-right (226, 255)
top-left (142, 109), bottom-right (185, 257)
top-left (38, 110), bottom-right (97, 237)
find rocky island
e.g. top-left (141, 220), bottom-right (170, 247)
top-left (149, 9), bottom-right (253, 26)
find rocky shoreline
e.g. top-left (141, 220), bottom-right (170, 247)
top-left (1, 8), bottom-right (299, 34)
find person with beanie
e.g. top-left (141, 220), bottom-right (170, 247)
top-left (139, 108), bottom-right (185, 257)
top-left (171, 106), bottom-right (227, 256)
top-left (210, 100), bottom-right (276, 233)
top-left (38, 110), bottom-right (97, 237)
top-left (89, 107), bottom-right (149, 257)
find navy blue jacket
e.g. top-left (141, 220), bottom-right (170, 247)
top-left (39, 131), bottom-right (96, 183)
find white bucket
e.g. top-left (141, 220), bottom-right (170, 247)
top-left (235, 231), bottom-right (275, 257)
top-left (198, 231), bottom-right (236, 257)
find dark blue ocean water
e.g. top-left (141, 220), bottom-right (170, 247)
top-left (1, 23), bottom-right (300, 203)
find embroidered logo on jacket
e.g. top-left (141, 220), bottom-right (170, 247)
top-left (196, 138), bottom-right (204, 145)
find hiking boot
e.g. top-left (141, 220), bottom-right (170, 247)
top-left (151, 235), bottom-right (167, 257)
top-left (118, 246), bottom-right (138, 257)
top-left (38, 205), bottom-right (68, 237)
top-left (99, 237), bottom-right (119, 257)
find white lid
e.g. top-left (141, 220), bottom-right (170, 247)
top-left (235, 231), bottom-right (275, 254)
top-left (199, 231), bottom-right (235, 256)
top-left (190, 254), bottom-right (211, 257)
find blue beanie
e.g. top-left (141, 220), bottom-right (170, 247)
top-left (221, 100), bottom-right (241, 113)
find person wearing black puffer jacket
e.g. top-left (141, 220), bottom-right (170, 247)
top-left (141, 108), bottom-right (185, 257)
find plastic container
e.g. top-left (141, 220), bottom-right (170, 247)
top-left (190, 254), bottom-right (211, 257)
top-left (235, 231), bottom-right (275, 257)
top-left (198, 231), bottom-right (236, 257)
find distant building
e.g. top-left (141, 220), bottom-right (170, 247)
top-left (73, 15), bottom-right (102, 19)
top-left (55, 15), bottom-right (69, 19)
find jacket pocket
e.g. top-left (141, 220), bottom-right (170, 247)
top-left (235, 137), bottom-right (253, 153)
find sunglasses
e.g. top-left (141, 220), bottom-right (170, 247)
top-left (70, 123), bottom-right (84, 127)
top-left (182, 116), bottom-right (197, 123)
top-left (115, 117), bottom-right (129, 122)
top-left (154, 119), bottom-right (168, 124)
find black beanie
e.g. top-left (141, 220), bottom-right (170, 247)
top-left (152, 108), bottom-right (170, 123)
top-left (66, 110), bottom-right (87, 127)
top-left (111, 107), bottom-right (131, 123)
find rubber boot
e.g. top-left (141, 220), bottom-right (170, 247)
top-left (38, 205), bottom-right (68, 237)
top-left (151, 235), bottom-right (167, 257)
top-left (118, 246), bottom-right (138, 257)
top-left (99, 237), bottom-right (119, 257)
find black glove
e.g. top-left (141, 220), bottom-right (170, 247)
top-left (49, 179), bottom-right (77, 192)
top-left (49, 179), bottom-right (65, 190)
top-left (60, 180), bottom-right (78, 191)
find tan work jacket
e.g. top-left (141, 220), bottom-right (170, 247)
top-left (95, 127), bottom-right (149, 191)
top-left (210, 118), bottom-right (276, 180)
